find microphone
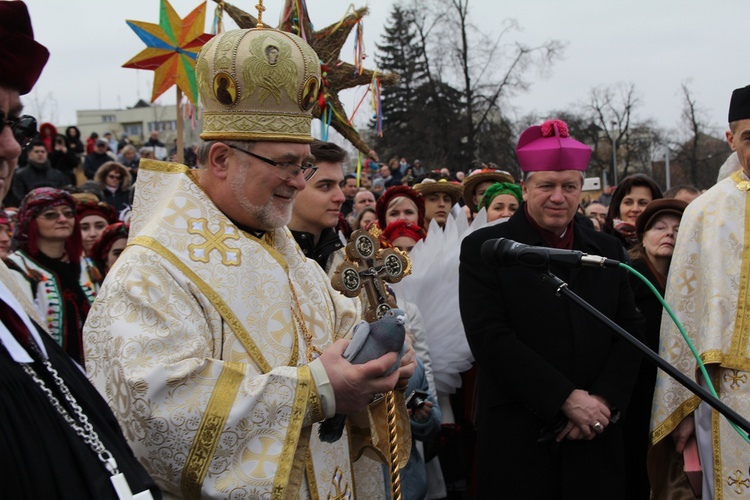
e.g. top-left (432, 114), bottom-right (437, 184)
top-left (480, 238), bottom-right (620, 269)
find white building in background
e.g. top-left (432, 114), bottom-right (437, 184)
top-left (76, 99), bottom-right (203, 148)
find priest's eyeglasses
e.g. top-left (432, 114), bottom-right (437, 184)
top-left (227, 144), bottom-right (318, 181)
top-left (0, 110), bottom-right (38, 150)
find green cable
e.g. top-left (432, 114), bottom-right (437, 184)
top-left (620, 262), bottom-right (750, 445)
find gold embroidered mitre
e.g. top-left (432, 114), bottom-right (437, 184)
top-left (196, 27), bottom-right (321, 143)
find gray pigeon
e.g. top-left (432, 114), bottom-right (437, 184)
top-left (318, 308), bottom-right (407, 443)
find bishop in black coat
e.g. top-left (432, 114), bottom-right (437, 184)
top-left (459, 208), bottom-right (644, 499)
top-left (459, 118), bottom-right (644, 500)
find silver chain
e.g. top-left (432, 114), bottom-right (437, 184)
top-left (21, 354), bottom-right (119, 476)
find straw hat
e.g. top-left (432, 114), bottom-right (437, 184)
top-left (412, 178), bottom-right (464, 206)
top-left (462, 168), bottom-right (515, 212)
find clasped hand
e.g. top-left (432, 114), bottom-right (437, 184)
top-left (555, 389), bottom-right (611, 442)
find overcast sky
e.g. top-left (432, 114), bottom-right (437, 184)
top-left (23, 0), bottom-right (750, 143)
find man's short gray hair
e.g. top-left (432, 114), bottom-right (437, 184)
top-left (523, 171), bottom-right (586, 184)
top-left (196, 140), bottom-right (256, 167)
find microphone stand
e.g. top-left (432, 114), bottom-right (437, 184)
top-left (538, 269), bottom-right (750, 436)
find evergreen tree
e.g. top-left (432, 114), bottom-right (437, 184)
top-left (373, 5), bottom-right (467, 171)
top-left (372, 6), bottom-right (428, 162)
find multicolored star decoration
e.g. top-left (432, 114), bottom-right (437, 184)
top-left (214, 0), bottom-right (398, 160)
top-left (123, 0), bottom-right (214, 106)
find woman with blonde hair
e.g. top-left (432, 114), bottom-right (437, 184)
top-left (375, 185), bottom-right (426, 231)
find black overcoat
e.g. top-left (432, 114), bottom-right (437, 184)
top-left (458, 209), bottom-right (644, 499)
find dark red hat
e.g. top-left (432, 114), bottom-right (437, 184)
top-left (76, 200), bottom-right (118, 224)
top-left (91, 222), bottom-right (129, 270)
top-left (0, 2), bottom-right (50, 95)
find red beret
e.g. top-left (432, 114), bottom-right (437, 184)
top-left (0, 1), bottom-right (49, 95)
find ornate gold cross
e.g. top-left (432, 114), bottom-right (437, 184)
top-left (331, 230), bottom-right (410, 322)
top-left (187, 219), bottom-right (241, 266)
top-left (331, 229), bottom-right (410, 500)
top-left (724, 369), bottom-right (748, 390)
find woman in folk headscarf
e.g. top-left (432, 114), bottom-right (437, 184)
top-left (477, 182), bottom-right (523, 223)
top-left (76, 199), bottom-right (118, 256)
top-left (90, 222), bottom-right (129, 276)
top-left (6, 188), bottom-right (98, 365)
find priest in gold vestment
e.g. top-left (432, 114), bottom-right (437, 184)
top-left (650, 84), bottom-right (750, 499)
top-left (84, 25), bottom-right (414, 499)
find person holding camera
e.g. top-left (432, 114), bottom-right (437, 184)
top-left (49, 133), bottom-right (80, 184)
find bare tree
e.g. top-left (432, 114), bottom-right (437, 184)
top-left (26, 89), bottom-right (58, 124)
top-left (585, 83), bottom-right (661, 182)
top-left (433, 0), bottom-right (564, 161)
top-left (674, 82), bottom-right (728, 188)
top-left (679, 82), bottom-right (704, 185)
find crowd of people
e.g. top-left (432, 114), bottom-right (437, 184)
top-left (4, 1), bottom-right (750, 499)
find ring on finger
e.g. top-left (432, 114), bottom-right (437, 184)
top-left (592, 421), bottom-right (603, 432)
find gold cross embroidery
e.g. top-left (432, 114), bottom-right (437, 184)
top-left (163, 198), bottom-right (200, 226)
top-left (728, 470), bottom-right (750, 494)
top-left (126, 269), bottom-right (163, 300)
top-left (242, 436), bottom-right (281, 479)
top-left (675, 268), bottom-right (698, 296)
top-left (724, 369), bottom-right (748, 390)
top-left (187, 218), bottom-right (241, 266)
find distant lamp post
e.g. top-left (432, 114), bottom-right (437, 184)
top-left (611, 121), bottom-right (618, 186)
top-left (664, 143), bottom-right (671, 191)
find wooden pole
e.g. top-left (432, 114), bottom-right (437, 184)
top-left (176, 87), bottom-right (185, 164)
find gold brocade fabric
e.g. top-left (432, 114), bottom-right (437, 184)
top-left (84, 160), bottom-right (383, 498)
top-left (649, 170), bottom-right (750, 499)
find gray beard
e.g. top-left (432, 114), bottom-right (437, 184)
top-left (230, 167), bottom-right (292, 230)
